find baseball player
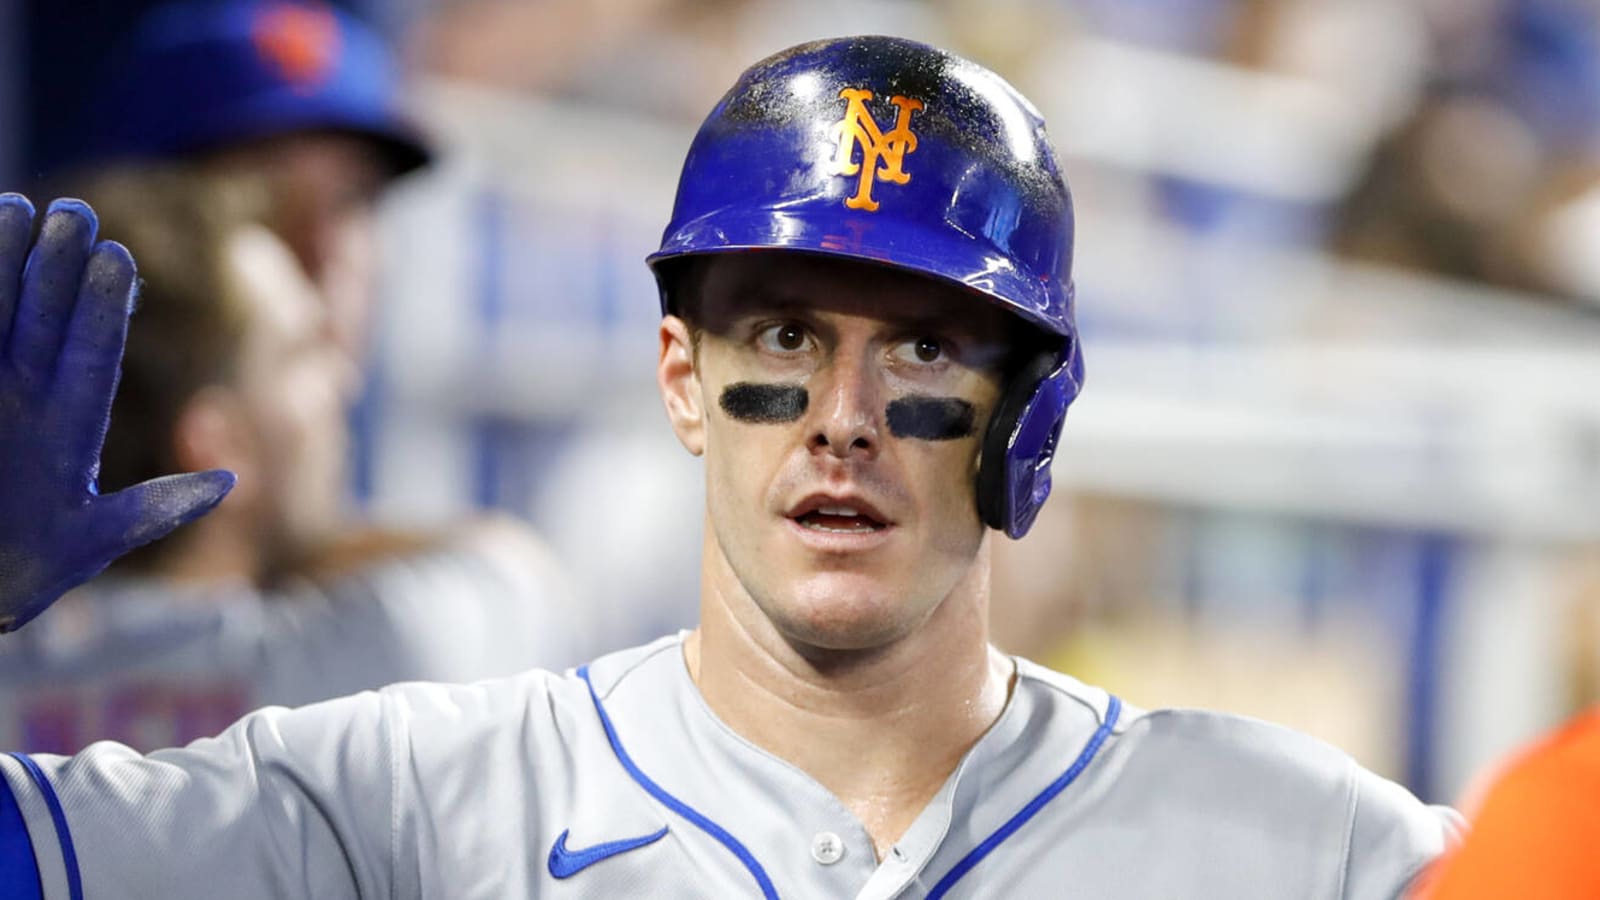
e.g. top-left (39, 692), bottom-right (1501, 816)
top-left (66, 0), bottom-right (430, 362)
top-left (0, 168), bottom-right (592, 755)
top-left (0, 37), bottom-right (1456, 898)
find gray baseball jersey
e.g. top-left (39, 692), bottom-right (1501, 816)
top-left (0, 543), bottom-right (595, 754)
top-left (1, 633), bottom-right (1457, 899)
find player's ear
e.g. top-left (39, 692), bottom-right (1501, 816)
top-left (658, 314), bottom-right (706, 456)
top-left (172, 386), bottom-right (257, 506)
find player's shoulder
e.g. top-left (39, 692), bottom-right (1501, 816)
top-left (1132, 705), bottom-right (1360, 791)
top-left (1018, 656), bottom-right (1456, 824)
top-left (577, 631), bottom-right (687, 698)
top-left (1013, 656), bottom-right (1124, 727)
top-left (1011, 659), bottom-right (1458, 896)
top-left (373, 634), bottom-right (682, 746)
top-left (1015, 659), bottom-right (1352, 796)
top-left (1121, 700), bottom-right (1456, 840)
top-left (1016, 658), bottom-right (1358, 787)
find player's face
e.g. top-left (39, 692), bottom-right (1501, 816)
top-left (664, 253), bottom-right (1013, 651)
top-left (225, 226), bottom-right (358, 569)
top-left (206, 132), bottom-right (388, 361)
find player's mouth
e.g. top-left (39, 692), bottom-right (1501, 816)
top-left (795, 506), bottom-right (885, 533)
top-left (785, 494), bottom-right (893, 540)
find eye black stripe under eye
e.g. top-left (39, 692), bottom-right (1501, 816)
top-left (720, 383), bottom-right (808, 424)
top-left (886, 396), bottom-right (976, 441)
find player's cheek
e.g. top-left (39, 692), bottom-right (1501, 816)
top-left (702, 407), bottom-right (789, 513)
top-left (888, 429), bottom-right (981, 521)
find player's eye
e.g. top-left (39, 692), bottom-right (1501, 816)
top-left (890, 336), bottom-right (949, 366)
top-left (756, 322), bottom-right (813, 354)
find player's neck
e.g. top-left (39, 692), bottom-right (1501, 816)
top-left (688, 541), bottom-right (1013, 857)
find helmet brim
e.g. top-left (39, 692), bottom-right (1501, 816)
top-left (647, 207), bottom-right (1072, 339)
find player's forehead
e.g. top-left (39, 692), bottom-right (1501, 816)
top-left (687, 252), bottom-right (1015, 340)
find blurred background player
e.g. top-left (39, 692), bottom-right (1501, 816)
top-left (0, 0), bottom-right (600, 753)
top-left (0, 168), bottom-right (591, 754)
top-left (1331, 0), bottom-right (1600, 310)
top-left (40, 0), bottom-right (445, 556)
top-left (54, 0), bottom-right (426, 363)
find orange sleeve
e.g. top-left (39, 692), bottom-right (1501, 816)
top-left (1414, 711), bottom-right (1600, 899)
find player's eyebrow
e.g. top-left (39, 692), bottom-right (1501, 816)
top-left (725, 288), bottom-right (809, 317)
top-left (712, 290), bottom-right (838, 341)
top-left (727, 289), bottom-right (991, 337)
top-left (689, 287), bottom-right (794, 331)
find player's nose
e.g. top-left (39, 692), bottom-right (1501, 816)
top-left (806, 343), bottom-right (882, 461)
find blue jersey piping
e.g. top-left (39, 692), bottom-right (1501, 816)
top-left (925, 695), bottom-right (1123, 899)
top-left (578, 665), bottom-right (780, 899)
top-left (6, 752), bottom-right (82, 900)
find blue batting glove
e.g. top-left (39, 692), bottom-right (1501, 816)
top-left (0, 194), bottom-right (235, 633)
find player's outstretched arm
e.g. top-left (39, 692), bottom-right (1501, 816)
top-left (0, 193), bottom-right (235, 633)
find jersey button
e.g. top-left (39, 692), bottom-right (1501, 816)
top-left (811, 831), bottom-right (845, 865)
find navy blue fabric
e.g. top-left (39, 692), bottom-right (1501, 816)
top-left (926, 696), bottom-right (1123, 899)
top-left (0, 757), bottom-right (45, 900)
top-left (578, 666), bottom-right (781, 899)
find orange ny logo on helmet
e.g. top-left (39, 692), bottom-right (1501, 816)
top-left (252, 2), bottom-right (342, 93)
top-left (827, 88), bottom-right (924, 212)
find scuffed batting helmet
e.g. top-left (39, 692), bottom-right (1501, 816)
top-left (647, 35), bottom-right (1081, 539)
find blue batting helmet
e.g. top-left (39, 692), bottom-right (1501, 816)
top-left (78, 0), bottom-right (429, 177)
top-left (647, 35), bottom-right (1082, 539)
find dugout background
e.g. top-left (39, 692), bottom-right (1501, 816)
top-left (7, 0), bottom-right (1600, 806)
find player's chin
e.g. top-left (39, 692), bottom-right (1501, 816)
top-left (769, 575), bottom-right (926, 652)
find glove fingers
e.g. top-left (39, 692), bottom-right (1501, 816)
top-left (0, 594), bottom-right (59, 635)
top-left (56, 241), bottom-right (137, 480)
top-left (0, 193), bottom-right (36, 357)
top-left (87, 469), bottom-right (237, 558)
top-left (10, 199), bottom-right (98, 380)
top-left (0, 569), bottom-right (89, 635)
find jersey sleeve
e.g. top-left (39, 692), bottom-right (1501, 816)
top-left (0, 689), bottom-right (398, 900)
top-left (1341, 763), bottom-right (1464, 900)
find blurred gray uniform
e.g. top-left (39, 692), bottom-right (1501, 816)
top-left (0, 543), bottom-right (593, 754)
top-left (0, 633), bottom-right (1456, 899)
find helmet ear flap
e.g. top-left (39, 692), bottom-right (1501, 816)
top-left (977, 346), bottom-right (1080, 538)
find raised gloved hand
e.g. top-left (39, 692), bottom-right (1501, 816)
top-left (0, 194), bottom-right (235, 633)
